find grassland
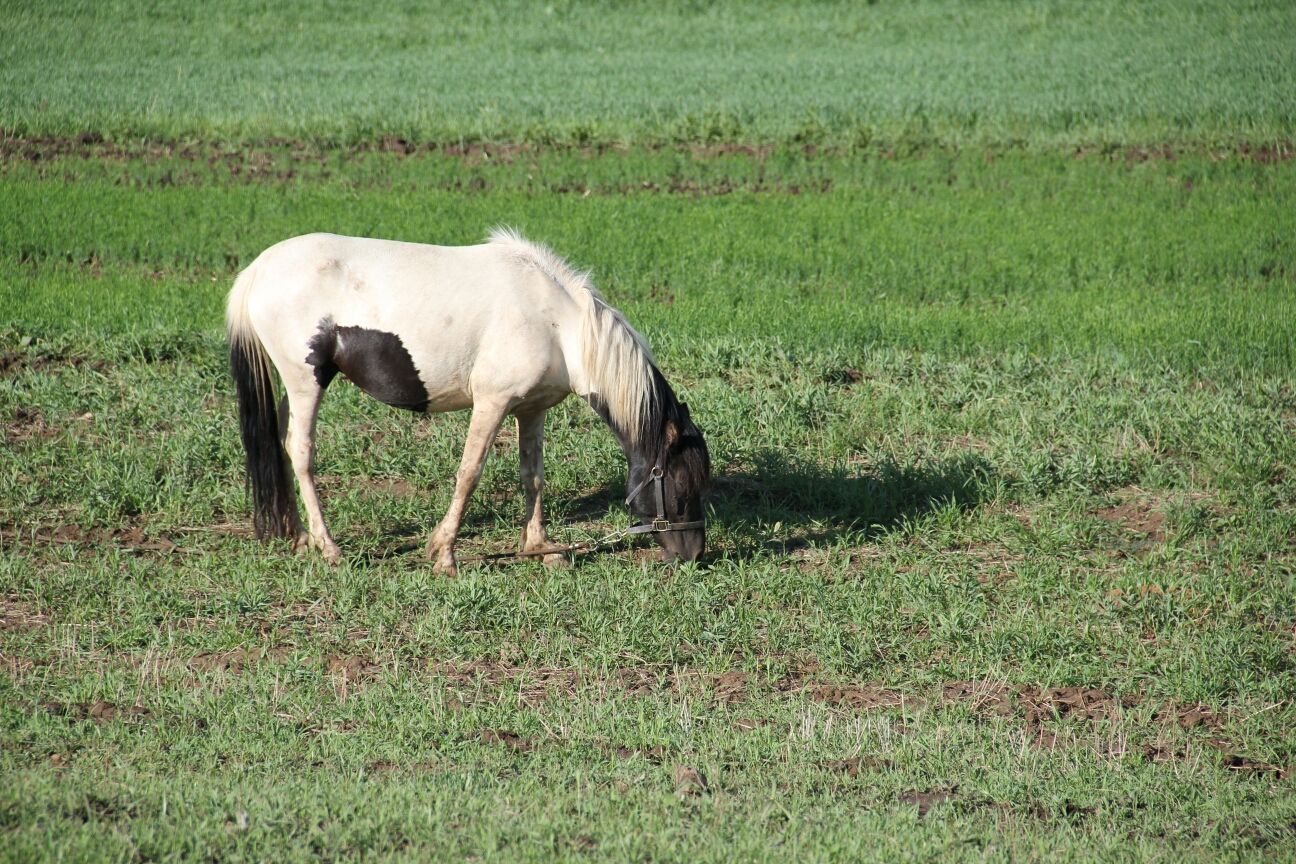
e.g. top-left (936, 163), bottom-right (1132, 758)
top-left (3, 0), bottom-right (1295, 148)
top-left (3, 1), bottom-right (1296, 861)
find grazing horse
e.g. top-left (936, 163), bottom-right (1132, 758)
top-left (226, 229), bottom-right (710, 573)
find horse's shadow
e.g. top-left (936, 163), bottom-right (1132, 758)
top-left (558, 447), bottom-right (996, 561)
top-left (366, 448), bottom-right (997, 564)
top-left (714, 448), bottom-right (995, 558)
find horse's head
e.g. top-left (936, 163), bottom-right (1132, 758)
top-left (627, 401), bottom-right (710, 563)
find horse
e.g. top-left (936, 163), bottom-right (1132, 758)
top-left (225, 229), bottom-right (710, 574)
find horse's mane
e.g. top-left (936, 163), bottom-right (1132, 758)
top-left (488, 228), bottom-right (658, 446)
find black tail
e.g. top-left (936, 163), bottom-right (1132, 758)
top-left (229, 334), bottom-right (297, 539)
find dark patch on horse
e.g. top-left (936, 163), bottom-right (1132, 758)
top-left (305, 317), bottom-right (429, 411)
top-left (305, 318), bottom-right (340, 389)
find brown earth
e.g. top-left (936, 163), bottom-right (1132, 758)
top-left (478, 729), bottom-right (536, 752)
top-left (3, 133), bottom-right (1290, 166)
top-left (6, 406), bottom-right (59, 444)
top-left (11, 637), bottom-right (1284, 775)
top-left (0, 351), bottom-right (106, 378)
top-left (1095, 501), bottom-right (1167, 545)
top-left (0, 599), bottom-right (49, 632)
top-left (40, 700), bottom-right (150, 723)
top-left (3, 522), bottom-right (181, 554)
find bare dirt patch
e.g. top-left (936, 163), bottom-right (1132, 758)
top-left (712, 670), bottom-right (750, 703)
top-left (6, 406), bottom-right (59, 444)
top-left (4, 521), bottom-right (187, 554)
top-left (942, 681), bottom-right (1017, 716)
top-left (1019, 685), bottom-right (1142, 725)
top-left (803, 683), bottom-right (906, 710)
top-left (1095, 501), bottom-right (1166, 543)
top-left (478, 729), bottom-right (537, 752)
top-left (733, 717), bottom-right (771, 732)
top-left (40, 700), bottom-right (150, 723)
top-left (190, 646), bottom-right (293, 673)
top-left (302, 657), bottom-right (750, 706)
top-left (1090, 488), bottom-right (1186, 557)
top-left (5, 133), bottom-right (1292, 166)
top-left (1153, 701), bottom-right (1224, 731)
top-left (1219, 754), bottom-right (1291, 779)
top-left (0, 350), bottom-right (106, 378)
top-left (316, 474), bottom-right (419, 499)
top-left (673, 764), bottom-right (709, 797)
top-left (434, 660), bottom-right (580, 705)
top-left (894, 787), bottom-right (1099, 821)
top-left (67, 641), bottom-right (1283, 775)
top-left (0, 598), bottom-right (49, 632)
top-left (899, 789), bottom-right (958, 815)
top-left (938, 679), bottom-right (1281, 772)
top-left (25, 634), bottom-right (1290, 777)
top-left (945, 681), bottom-right (1142, 729)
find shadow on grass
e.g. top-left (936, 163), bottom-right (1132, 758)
top-left (362, 448), bottom-right (997, 565)
top-left (708, 449), bottom-right (996, 559)
top-left (548, 447), bottom-right (997, 562)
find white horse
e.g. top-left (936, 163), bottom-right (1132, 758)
top-left (226, 229), bottom-right (710, 573)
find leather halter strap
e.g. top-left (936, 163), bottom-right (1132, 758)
top-left (624, 464), bottom-right (706, 535)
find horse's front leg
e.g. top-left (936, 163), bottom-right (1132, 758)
top-left (517, 410), bottom-right (568, 568)
top-left (426, 399), bottom-right (511, 575)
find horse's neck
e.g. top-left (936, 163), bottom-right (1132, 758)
top-left (584, 400), bottom-right (650, 475)
top-left (584, 367), bottom-right (674, 471)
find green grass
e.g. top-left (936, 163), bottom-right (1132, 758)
top-left (4, 149), bottom-right (1293, 373)
top-left (3, 1), bottom-right (1296, 859)
top-left (3, 147), bottom-right (1295, 860)
top-left (3, 0), bottom-right (1295, 148)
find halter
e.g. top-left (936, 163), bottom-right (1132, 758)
top-left (623, 464), bottom-right (707, 535)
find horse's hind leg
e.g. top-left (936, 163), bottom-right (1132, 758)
top-left (517, 410), bottom-right (567, 568)
top-left (282, 378), bottom-right (341, 565)
top-left (426, 398), bottom-right (511, 575)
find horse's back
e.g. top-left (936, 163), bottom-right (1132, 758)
top-left (247, 232), bottom-right (564, 308)
top-left (237, 233), bottom-right (584, 412)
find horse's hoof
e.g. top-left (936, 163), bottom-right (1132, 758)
top-left (432, 558), bottom-right (458, 577)
top-left (292, 533), bottom-right (311, 554)
top-left (322, 545), bottom-right (342, 566)
top-left (541, 553), bottom-right (571, 569)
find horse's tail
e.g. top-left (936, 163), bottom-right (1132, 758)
top-left (226, 265), bottom-right (297, 539)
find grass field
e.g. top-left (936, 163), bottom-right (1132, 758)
top-left (3, 0), bottom-right (1295, 148)
top-left (3, 2), bottom-right (1296, 861)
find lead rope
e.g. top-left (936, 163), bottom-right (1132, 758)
top-left (460, 463), bottom-right (702, 564)
top-left (458, 524), bottom-right (630, 564)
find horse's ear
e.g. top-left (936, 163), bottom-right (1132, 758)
top-left (664, 419), bottom-right (679, 447)
top-left (679, 402), bottom-right (691, 419)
